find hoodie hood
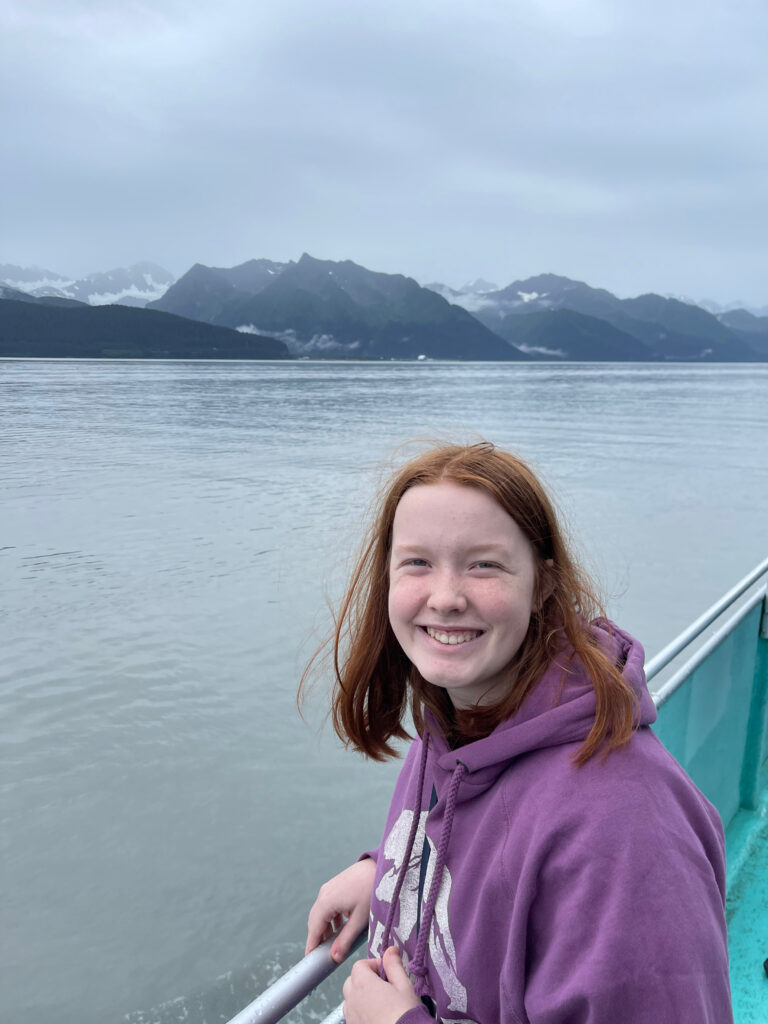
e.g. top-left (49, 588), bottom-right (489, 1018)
top-left (426, 618), bottom-right (655, 787)
top-left (367, 619), bottom-right (729, 1022)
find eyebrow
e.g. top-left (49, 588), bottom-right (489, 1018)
top-left (391, 542), bottom-right (513, 556)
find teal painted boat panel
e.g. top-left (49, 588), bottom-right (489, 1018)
top-left (653, 597), bottom-right (768, 1022)
top-left (740, 630), bottom-right (768, 809)
top-left (653, 602), bottom-right (762, 828)
top-left (724, 786), bottom-right (768, 1023)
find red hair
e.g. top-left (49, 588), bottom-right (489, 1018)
top-left (300, 442), bottom-right (637, 764)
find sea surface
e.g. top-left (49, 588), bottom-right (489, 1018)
top-left (2, 359), bottom-right (767, 1024)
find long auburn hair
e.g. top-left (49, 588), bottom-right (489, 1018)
top-left (301, 442), bottom-right (638, 765)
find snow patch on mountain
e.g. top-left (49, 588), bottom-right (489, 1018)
top-left (4, 277), bottom-right (75, 295)
top-left (86, 280), bottom-right (170, 306)
top-left (459, 278), bottom-right (499, 294)
top-left (30, 285), bottom-right (74, 298)
top-left (426, 279), bottom-right (558, 317)
top-left (0, 264), bottom-right (72, 293)
top-left (0, 262), bottom-right (174, 307)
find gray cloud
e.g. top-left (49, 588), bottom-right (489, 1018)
top-left (2, 0), bottom-right (766, 304)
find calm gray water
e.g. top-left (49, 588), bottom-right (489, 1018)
top-left (2, 359), bottom-right (767, 1024)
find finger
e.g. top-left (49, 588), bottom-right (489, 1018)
top-left (305, 916), bottom-right (333, 956)
top-left (329, 918), bottom-right (359, 962)
top-left (330, 907), bottom-right (368, 963)
top-left (306, 896), bottom-right (344, 954)
top-left (382, 946), bottom-right (414, 993)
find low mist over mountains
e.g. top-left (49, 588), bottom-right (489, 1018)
top-left (2, 257), bottom-right (767, 361)
top-left (0, 262), bottom-right (174, 307)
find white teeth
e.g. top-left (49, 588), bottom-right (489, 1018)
top-left (426, 628), bottom-right (480, 645)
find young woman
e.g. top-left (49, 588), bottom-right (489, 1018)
top-left (303, 443), bottom-right (732, 1024)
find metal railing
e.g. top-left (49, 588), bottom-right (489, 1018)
top-left (225, 929), bottom-right (366, 1024)
top-left (644, 555), bottom-right (768, 688)
top-left (317, 1002), bottom-right (348, 1024)
top-left (226, 555), bottom-right (768, 1024)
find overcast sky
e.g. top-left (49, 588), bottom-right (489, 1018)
top-left (2, 0), bottom-right (767, 304)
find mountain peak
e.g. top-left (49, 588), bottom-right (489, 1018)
top-left (459, 278), bottom-right (499, 294)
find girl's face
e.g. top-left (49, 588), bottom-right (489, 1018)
top-left (388, 481), bottom-right (539, 709)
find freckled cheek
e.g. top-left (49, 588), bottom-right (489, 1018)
top-left (477, 584), bottom-right (534, 626)
top-left (388, 580), bottom-right (425, 628)
top-left (471, 581), bottom-right (515, 613)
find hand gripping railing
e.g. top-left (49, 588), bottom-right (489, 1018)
top-left (226, 555), bottom-right (768, 1024)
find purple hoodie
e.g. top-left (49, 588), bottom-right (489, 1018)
top-left (366, 621), bottom-right (732, 1023)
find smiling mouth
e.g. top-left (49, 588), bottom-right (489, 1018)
top-left (424, 626), bottom-right (483, 646)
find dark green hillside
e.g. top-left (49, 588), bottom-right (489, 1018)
top-left (34, 296), bottom-right (90, 309)
top-left (0, 299), bottom-right (289, 359)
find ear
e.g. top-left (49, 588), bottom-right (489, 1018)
top-left (535, 559), bottom-right (555, 610)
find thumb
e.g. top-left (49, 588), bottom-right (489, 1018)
top-left (382, 946), bottom-right (413, 992)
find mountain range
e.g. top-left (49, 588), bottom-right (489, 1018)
top-left (148, 254), bottom-right (521, 360)
top-left (0, 261), bottom-right (174, 307)
top-left (428, 274), bottom-right (768, 360)
top-left (2, 257), bottom-right (767, 361)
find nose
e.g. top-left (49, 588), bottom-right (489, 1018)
top-left (427, 569), bottom-right (467, 615)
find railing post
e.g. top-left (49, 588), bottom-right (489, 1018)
top-left (739, 595), bottom-right (768, 810)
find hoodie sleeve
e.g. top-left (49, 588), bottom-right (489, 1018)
top-left (512, 773), bottom-right (732, 1024)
